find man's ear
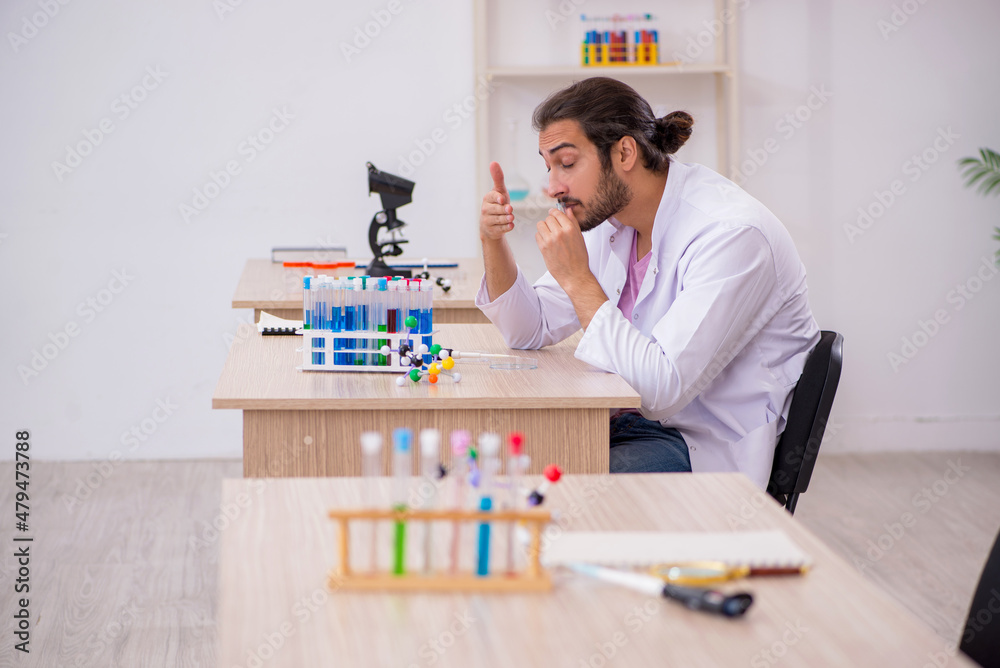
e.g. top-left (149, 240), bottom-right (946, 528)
top-left (616, 136), bottom-right (639, 172)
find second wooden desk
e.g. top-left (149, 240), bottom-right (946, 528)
top-left (212, 323), bottom-right (640, 477)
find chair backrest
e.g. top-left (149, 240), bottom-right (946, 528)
top-left (767, 331), bottom-right (844, 511)
top-left (961, 527), bottom-right (1000, 668)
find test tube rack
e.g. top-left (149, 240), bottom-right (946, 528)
top-left (299, 329), bottom-right (431, 372)
top-left (327, 507), bottom-right (553, 592)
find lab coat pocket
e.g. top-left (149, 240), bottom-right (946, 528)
top-left (728, 407), bottom-right (779, 490)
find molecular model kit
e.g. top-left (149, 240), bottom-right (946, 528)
top-left (328, 429), bottom-right (562, 593)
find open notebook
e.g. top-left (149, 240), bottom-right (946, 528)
top-left (541, 530), bottom-right (812, 571)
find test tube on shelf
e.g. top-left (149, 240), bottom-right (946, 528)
top-left (387, 279), bottom-right (398, 334)
top-left (476, 432), bottom-right (500, 577)
top-left (377, 278), bottom-right (388, 365)
top-left (361, 431), bottom-right (382, 572)
top-left (420, 429), bottom-right (441, 573)
top-left (344, 278), bottom-right (356, 365)
top-left (448, 430), bottom-right (471, 573)
top-left (407, 280), bottom-right (420, 350)
top-left (420, 280), bottom-right (434, 364)
top-left (327, 278), bottom-right (337, 362)
top-left (302, 276), bottom-right (312, 329)
top-left (506, 432), bottom-right (524, 574)
top-left (363, 277), bottom-right (376, 365)
top-left (392, 428), bottom-right (412, 575)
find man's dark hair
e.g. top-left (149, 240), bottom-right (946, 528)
top-left (532, 77), bottom-right (693, 173)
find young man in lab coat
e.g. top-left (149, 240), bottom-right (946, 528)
top-left (475, 77), bottom-right (820, 490)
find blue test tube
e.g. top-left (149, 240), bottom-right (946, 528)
top-left (332, 278), bottom-right (344, 365)
top-left (302, 276), bottom-right (312, 329)
top-left (407, 280), bottom-right (420, 350)
top-left (377, 278), bottom-right (388, 366)
top-left (476, 432), bottom-right (500, 577)
top-left (347, 277), bottom-right (360, 365)
top-left (421, 280), bottom-right (434, 364)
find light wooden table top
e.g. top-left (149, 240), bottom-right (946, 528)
top-left (218, 473), bottom-right (974, 667)
top-left (231, 257), bottom-right (483, 311)
top-left (212, 323), bottom-right (640, 411)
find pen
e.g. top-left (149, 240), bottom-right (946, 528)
top-left (566, 562), bottom-right (753, 618)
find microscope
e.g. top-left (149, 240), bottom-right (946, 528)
top-left (365, 162), bottom-right (415, 278)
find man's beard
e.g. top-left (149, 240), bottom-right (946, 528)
top-left (566, 164), bottom-right (634, 232)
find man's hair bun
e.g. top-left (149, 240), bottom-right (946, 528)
top-left (654, 111), bottom-right (694, 154)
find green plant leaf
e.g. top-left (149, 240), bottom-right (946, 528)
top-left (958, 148), bottom-right (1000, 196)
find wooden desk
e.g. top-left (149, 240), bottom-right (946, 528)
top-left (232, 257), bottom-right (490, 324)
top-left (212, 323), bottom-right (640, 477)
top-left (218, 473), bottom-right (974, 667)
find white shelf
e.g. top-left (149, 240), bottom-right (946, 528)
top-left (486, 63), bottom-right (734, 79)
top-left (474, 0), bottom-right (741, 184)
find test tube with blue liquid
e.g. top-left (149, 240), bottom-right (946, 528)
top-left (407, 280), bottom-right (420, 350)
top-left (377, 278), bottom-right (388, 365)
top-left (476, 432), bottom-right (500, 577)
top-left (302, 276), bottom-right (312, 330)
top-left (420, 280), bottom-right (434, 364)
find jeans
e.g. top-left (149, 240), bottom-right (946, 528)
top-left (610, 412), bottom-right (692, 474)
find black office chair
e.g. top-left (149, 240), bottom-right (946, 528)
top-left (766, 330), bottom-right (844, 514)
top-left (961, 527), bottom-right (1000, 668)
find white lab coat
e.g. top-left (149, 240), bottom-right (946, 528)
top-left (475, 160), bottom-right (820, 489)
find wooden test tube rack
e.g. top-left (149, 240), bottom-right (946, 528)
top-left (328, 507), bottom-right (553, 592)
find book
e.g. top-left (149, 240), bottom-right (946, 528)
top-left (541, 530), bottom-right (812, 571)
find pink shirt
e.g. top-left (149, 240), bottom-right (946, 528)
top-left (617, 231), bottom-right (652, 322)
top-left (613, 232), bottom-right (652, 418)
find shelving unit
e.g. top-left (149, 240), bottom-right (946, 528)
top-left (472, 0), bottom-right (741, 202)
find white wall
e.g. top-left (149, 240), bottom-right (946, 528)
top-left (1, 0), bottom-right (997, 461)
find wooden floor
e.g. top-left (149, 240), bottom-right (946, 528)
top-left (0, 452), bottom-right (997, 667)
